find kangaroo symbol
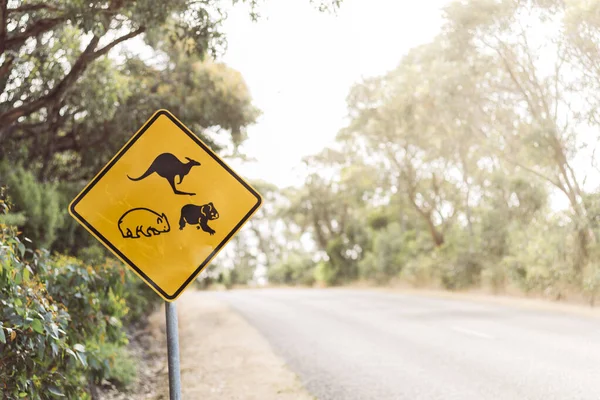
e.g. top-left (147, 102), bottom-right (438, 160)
top-left (128, 153), bottom-right (200, 196)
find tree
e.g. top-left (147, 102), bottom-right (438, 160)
top-left (281, 149), bottom-right (378, 284)
top-left (444, 0), bottom-right (598, 271)
top-left (340, 53), bottom-right (468, 248)
top-left (0, 0), bottom-right (341, 181)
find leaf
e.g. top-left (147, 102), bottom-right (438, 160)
top-left (17, 242), bottom-right (25, 257)
top-left (19, 393), bottom-right (27, 398)
top-left (66, 348), bottom-right (77, 359)
top-left (0, 327), bottom-right (5, 344)
top-left (73, 343), bottom-right (86, 353)
top-left (51, 343), bottom-right (59, 357)
top-left (31, 319), bottom-right (44, 334)
top-left (49, 323), bottom-right (59, 338)
top-left (76, 351), bottom-right (87, 367)
top-left (48, 386), bottom-right (65, 397)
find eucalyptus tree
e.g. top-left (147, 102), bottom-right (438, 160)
top-left (443, 0), bottom-right (598, 270)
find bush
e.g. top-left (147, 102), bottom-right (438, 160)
top-left (358, 223), bottom-right (412, 283)
top-left (45, 256), bottom-right (131, 386)
top-left (0, 220), bottom-right (159, 399)
top-left (401, 252), bottom-right (437, 287)
top-left (481, 261), bottom-right (506, 293)
top-left (583, 263), bottom-right (600, 306)
top-left (313, 260), bottom-right (337, 286)
top-left (0, 164), bottom-right (65, 249)
top-left (0, 225), bottom-right (88, 399)
top-left (96, 343), bottom-right (138, 388)
top-left (501, 216), bottom-right (575, 298)
top-left (268, 252), bottom-right (315, 286)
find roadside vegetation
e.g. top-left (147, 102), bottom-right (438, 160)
top-left (0, 210), bottom-right (156, 398)
top-left (0, 0), bottom-right (343, 397)
top-left (224, 1), bottom-right (600, 305)
top-left (3, 0), bottom-right (600, 397)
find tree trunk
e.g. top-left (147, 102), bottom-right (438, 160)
top-left (427, 217), bottom-right (445, 247)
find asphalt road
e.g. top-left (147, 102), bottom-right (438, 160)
top-left (207, 289), bottom-right (600, 400)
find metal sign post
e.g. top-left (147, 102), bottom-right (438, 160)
top-left (68, 109), bottom-right (263, 396)
top-left (165, 301), bottom-right (182, 400)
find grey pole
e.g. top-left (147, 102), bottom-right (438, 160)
top-left (165, 301), bottom-right (182, 400)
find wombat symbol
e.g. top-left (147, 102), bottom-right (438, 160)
top-left (178, 202), bottom-right (219, 235)
top-left (118, 208), bottom-right (170, 238)
top-left (128, 153), bottom-right (200, 196)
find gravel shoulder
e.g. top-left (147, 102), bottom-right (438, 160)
top-left (133, 290), bottom-right (312, 400)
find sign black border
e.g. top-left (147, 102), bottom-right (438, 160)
top-left (69, 110), bottom-right (262, 300)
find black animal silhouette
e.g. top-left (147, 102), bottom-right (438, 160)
top-left (118, 208), bottom-right (170, 238)
top-left (178, 202), bottom-right (219, 235)
top-left (128, 153), bottom-right (200, 196)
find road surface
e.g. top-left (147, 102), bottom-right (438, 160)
top-left (203, 288), bottom-right (600, 400)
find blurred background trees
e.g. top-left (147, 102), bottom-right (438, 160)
top-left (4, 0), bottom-right (600, 396)
top-left (226, 0), bottom-right (600, 304)
top-left (0, 0), bottom-right (343, 397)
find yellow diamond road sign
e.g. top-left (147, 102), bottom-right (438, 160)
top-left (69, 110), bottom-right (262, 301)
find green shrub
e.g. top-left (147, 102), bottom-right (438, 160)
top-left (0, 225), bottom-right (89, 399)
top-left (268, 252), bottom-right (315, 286)
top-left (481, 261), bottom-right (506, 293)
top-left (358, 223), bottom-right (411, 283)
top-left (96, 343), bottom-right (138, 388)
top-left (402, 252), bottom-right (437, 287)
top-left (0, 219), bottom-right (159, 398)
top-left (0, 164), bottom-right (65, 249)
top-left (313, 261), bottom-right (337, 286)
top-left (77, 245), bottom-right (109, 266)
top-left (501, 215), bottom-right (575, 298)
top-left (45, 256), bottom-right (130, 385)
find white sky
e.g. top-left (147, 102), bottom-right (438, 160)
top-left (221, 0), bottom-right (451, 188)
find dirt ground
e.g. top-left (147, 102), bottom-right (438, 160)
top-left (103, 290), bottom-right (313, 400)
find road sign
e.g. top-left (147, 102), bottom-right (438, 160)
top-left (69, 110), bottom-right (262, 301)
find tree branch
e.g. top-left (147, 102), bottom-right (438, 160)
top-left (0, 0), bottom-right (7, 55)
top-left (0, 27), bottom-right (144, 131)
top-left (0, 35), bottom-right (100, 129)
top-left (3, 17), bottom-right (65, 54)
top-left (94, 27), bottom-right (145, 58)
top-left (509, 157), bottom-right (564, 193)
top-left (0, 53), bottom-right (13, 82)
top-left (8, 4), bottom-right (61, 13)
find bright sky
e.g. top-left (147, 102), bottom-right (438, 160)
top-left (221, 0), bottom-right (451, 188)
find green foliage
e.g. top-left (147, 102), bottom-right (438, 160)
top-left (0, 0), bottom-right (263, 183)
top-left (0, 163), bottom-right (65, 249)
top-left (313, 261), bottom-right (337, 286)
top-left (358, 223), bottom-right (408, 283)
top-left (95, 343), bottom-right (138, 389)
top-left (268, 252), bottom-right (315, 286)
top-left (501, 216), bottom-right (576, 299)
top-left (45, 256), bottom-right (131, 384)
top-left (583, 263), bottom-right (600, 306)
top-left (0, 211), bottom-right (27, 227)
top-left (221, 268), bottom-right (245, 289)
top-left (0, 226), bottom-right (87, 399)
top-left (77, 245), bottom-right (109, 266)
top-left (260, 0), bottom-right (600, 305)
top-left (0, 222), bottom-right (159, 398)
